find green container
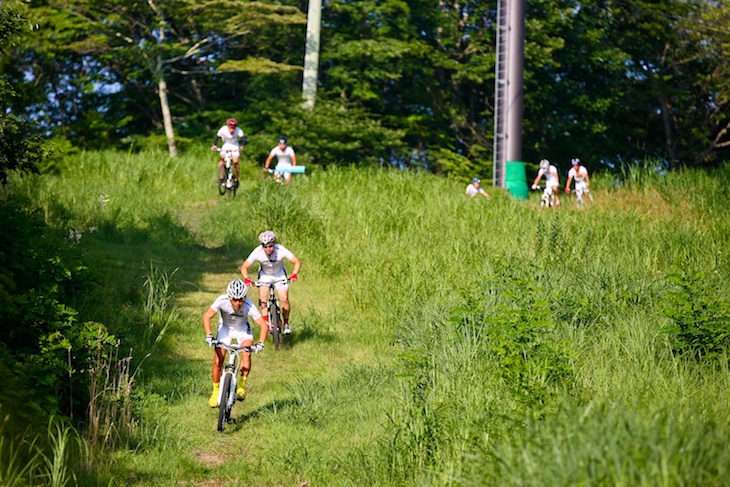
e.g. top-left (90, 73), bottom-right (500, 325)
top-left (505, 161), bottom-right (529, 200)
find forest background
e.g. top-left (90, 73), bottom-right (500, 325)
top-left (2, 0), bottom-right (730, 179)
top-left (1, 0), bottom-right (730, 486)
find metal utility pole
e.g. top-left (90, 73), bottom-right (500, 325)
top-left (302, 0), bottom-right (322, 110)
top-left (493, 0), bottom-right (525, 188)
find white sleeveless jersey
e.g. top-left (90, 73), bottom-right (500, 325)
top-left (210, 295), bottom-right (261, 331)
top-left (245, 244), bottom-right (295, 276)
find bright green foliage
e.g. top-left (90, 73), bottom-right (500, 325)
top-left (662, 269), bottom-right (730, 360)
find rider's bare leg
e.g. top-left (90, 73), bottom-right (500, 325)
top-left (279, 288), bottom-right (291, 323)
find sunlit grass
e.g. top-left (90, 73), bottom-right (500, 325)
top-left (7, 153), bottom-right (730, 485)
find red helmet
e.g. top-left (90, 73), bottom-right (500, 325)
top-left (227, 118), bottom-right (237, 127)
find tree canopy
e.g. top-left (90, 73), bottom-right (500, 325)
top-left (3, 0), bottom-right (728, 175)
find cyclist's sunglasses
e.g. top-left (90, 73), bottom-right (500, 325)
top-left (230, 298), bottom-right (244, 303)
top-left (263, 244), bottom-right (275, 249)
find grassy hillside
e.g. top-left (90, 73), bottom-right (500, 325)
top-left (6, 147), bottom-right (730, 486)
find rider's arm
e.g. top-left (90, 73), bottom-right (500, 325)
top-left (585, 171), bottom-right (591, 187)
top-left (291, 152), bottom-right (297, 166)
top-left (202, 307), bottom-right (217, 335)
top-left (532, 174), bottom-right (542, 188)
top-left (253, 315), bottom-right (269, 344)
top-left (479, 188), bottom-right (490, 198)
top-left (289, 255), bottom-right (301, 276)
top-left (240, 260), bottom-right (253, 281)
top-left (264, 153), bottom-right (275, 170)
top-left (212, 134), bottom-right (220, 150)
top-left (564, 175), bottom-right (573, 192)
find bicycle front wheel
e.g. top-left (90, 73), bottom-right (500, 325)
top-left (217, 373), bottom-right (232, 432)
top-left (269, 302), bottom-right (282, 350)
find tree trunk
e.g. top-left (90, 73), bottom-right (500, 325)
top-left (658, 94), bottom-right (675, 169)
top-left (158, 77), bottom-right (177, 157)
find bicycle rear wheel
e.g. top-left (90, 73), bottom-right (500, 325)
top-left (217, 373), bottom-right (232, 432)
top-left (269, 301), bottom-right (282, 350)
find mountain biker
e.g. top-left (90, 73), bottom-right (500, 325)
top-left (564, 157), bottom-right (591, 195)
top-left (531, 158), bottom-right (561, 206)
top-left (263, 136), bottom-right (297, 184)
top-left (202, 279), bottom-right (268, 408)
top-left (211, 118), bottom-right (246, 185)
top-left (465, 177), bottom-right (491, 199)
top-left (240, 230), bottom-right (301, 336)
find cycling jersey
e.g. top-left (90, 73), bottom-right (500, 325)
top-left (210, 295), bottom-right (261, 332)
top-left (215, 125), bottom-right (245, 152)
top-left (245, 244), bottom-right (296, 277)
top-left (269, 146), bottom-right (295, 166)
top-left (538, 165), bottom-right (559, 186)
top-left (568, 165), bottom-right (589, 183)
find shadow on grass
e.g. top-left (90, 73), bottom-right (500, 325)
top-left (226, 397), bottom-right (301, 431)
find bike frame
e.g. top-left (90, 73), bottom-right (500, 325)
top-left (213, 341), bottom-right (251, 431)
top-left (255, 277), bottom-right (289, 350)
top-left (573, 181), bottom-right (593, 205)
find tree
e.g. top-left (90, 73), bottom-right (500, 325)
top-left (17, 0), bottom-right (306, 155)
top-left (0, 1), bottom-right (48, 184)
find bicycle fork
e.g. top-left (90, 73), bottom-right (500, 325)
top-left (218, 365), bottom-right (238, 408)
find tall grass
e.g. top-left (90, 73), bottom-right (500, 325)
top-left (8, 152), bottom-right (730, 485)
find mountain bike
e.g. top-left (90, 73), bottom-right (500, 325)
top-left (212, 340), bottom-right (252, 431)
top-left (255, 277), bottom-right (290, 350)
top-left (263, 165), bottom-right (306, 184)
top-left (532, 185), bottom-right (559, 208)
top-left (571, 181), bottom-right (594, 206)
top-left (216, 149), bottom-right (238, 198)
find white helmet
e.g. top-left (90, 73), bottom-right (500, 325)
top-left (539, 159), bottom-right (550, 171)
top-left (571, 157), bottom-right (581, 166)
top-left (258, 230), bottom-right (276, 246)
top-left (227, 279), bottom-right (247, 300)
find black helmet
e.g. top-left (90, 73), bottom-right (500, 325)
top-left (278, 135), bottom-right (287, 144)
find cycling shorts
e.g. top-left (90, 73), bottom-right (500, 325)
top-left (216, 323), bottom-right (253, 345)
top-left (257, 273), bottom-right (290, 290)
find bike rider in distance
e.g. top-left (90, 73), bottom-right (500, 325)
top-left (241, 230), bottom-right (301, 336)
top-left (531, 158), bottom-right (561, 206)
top-left (465, 177), bottom-right (492, 199)
top-left (211, 118), bottom-right (246, 186)
top-left (564, 157), bottom-right (591, 197)
top-left (263, 136), bottom-right (297, 184)
top-left (202, 279), bottom-right (268, 408)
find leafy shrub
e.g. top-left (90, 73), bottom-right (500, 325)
top-left (661, 268), bottom-right (730, 360)
top-left (0, 197), bottom-right (115, 425)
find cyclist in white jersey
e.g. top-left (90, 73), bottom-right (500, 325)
top-left (465, 177), bottom-right (491, 199)
top-left (263, 136), bottom-right (297, 184)
top-left (202, 279), bottom-right (268, 407)
top-left (564, 157), bottom-right (591, 195)
top-left (211, 118), bottom-right (246, 184)
top-left (531, 158), bottom-right (561, 206)
top-left (241, 230), bottom-right (301, 335)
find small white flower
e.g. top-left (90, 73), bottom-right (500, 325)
top-left (67, 229), bottom-right (82, 244)
top-left (98, 194), bottom-right (110, 207)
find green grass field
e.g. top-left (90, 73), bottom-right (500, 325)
top-left (6, 147), bottom-right (730, 486)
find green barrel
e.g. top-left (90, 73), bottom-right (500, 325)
top-left (505, 161), bottom-right (529, 200)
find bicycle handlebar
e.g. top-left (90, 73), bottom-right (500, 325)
top-left (212, 341), bottom-right (253, 353)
